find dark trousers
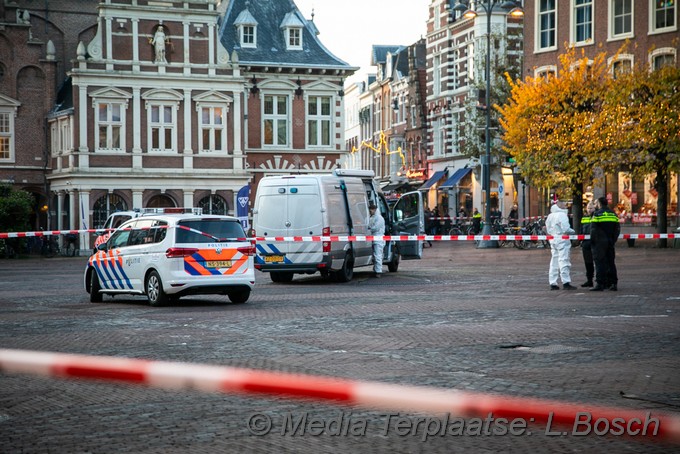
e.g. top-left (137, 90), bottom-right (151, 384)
top-left (592, 241), bottom-right (618, 287)
top-left (581, 241), bottom-right (594, 282)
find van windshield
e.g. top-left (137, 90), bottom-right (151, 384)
top-left (176, 219), bottom-right (246, 243)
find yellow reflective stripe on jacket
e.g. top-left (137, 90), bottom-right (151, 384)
top-left (581, 217), bottom-right (592, 224)
top-left (592, 212), bottom-right (619, 223)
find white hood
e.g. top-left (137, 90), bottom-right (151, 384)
top-left (550, 203), bottom-right (567, 214)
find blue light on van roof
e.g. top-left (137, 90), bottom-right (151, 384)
top-left (278, 188), bottom-right (286, 194)
top-left (290, 187), bottom-right (298, 194)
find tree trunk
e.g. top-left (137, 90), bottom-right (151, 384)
top-left (572, 182), bottom-right (584, 234)
top-left (656, 167), bottom-right (668, 248)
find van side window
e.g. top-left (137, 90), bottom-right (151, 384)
top-left (112, 215), bottom-right (132, 229)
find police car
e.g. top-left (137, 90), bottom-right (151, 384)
top-left (84, 208), bottom-right (255, 306)
top-left (93, 210), bottom-right (143, 253)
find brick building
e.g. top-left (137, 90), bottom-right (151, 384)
top-left (1, 0), bottom-right (356, 251)
top-left (0, 0), bottom-right (96, 230)
top-left (424, 0), bottom-right (523, 218)
top-left (523, 0), bottom-right (679, 226)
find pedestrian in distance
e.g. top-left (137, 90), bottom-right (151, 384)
top-left (424, 207), bottom-right (434, 247)
top-left (368, 203), bottom-right (385, 278)
top-left (545, 200), bottom-right (576, 290)
top-left (471, 208), bottom-right (482, 234)
top-left (508, 203), bottom-right (519, 227)
top-left (580, 201), bottom-right (596, 287)
top-left (590, 197), bottom-right (621, 291)
top-left (457, 204), bottom-right (468, 224)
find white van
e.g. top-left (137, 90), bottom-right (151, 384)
top-left (252, 169), bottom-right (424, 282)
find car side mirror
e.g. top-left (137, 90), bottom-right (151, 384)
top-left (96, 243), bottom-right (108, 252)
top-left (395, 209), bottom-right (403, 222)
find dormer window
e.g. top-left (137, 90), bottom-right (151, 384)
top-left (287, 28), bottom-right (301, 49)
top-left (234, 6), bottom-right (258, 48)
top-left (280, 11), bottom-right (304, 50)
top-left (242, 25), bottom-right (256, 47)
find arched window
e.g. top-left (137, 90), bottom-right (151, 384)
top-left (93, 194), bottom-right (128, 228)
top-left (198, 194), bottom-right (228, 215)
top-left (147, 194), bottom-right (176, 208)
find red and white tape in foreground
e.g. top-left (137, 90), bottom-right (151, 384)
top-left (1, 349), bottom-right (678, 444)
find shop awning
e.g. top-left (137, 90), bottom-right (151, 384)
top-left (438, 168), bottom-right (472, 190)
top-left (418, 170), bottom-right (447, 191)
top-left (382, 181), bottom-right (409, 192)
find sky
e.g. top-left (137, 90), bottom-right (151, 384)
top-left (293, 0), bottom-right (431, 82)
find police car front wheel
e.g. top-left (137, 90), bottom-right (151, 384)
top-left (89, 270), bottom-right (103, 303)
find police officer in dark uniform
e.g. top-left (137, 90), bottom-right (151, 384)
top-left (590, 197), bottom-right (621, 291)
top-left (580, 201), bottom-right (595, 287)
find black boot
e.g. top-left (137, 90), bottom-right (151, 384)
top-left (581, 280), bottom-right (593, 287)
top-left (590, 284), bottom-right (606, 291)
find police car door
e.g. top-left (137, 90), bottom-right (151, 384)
top-left (392, 191), bottom-right (424, 259)
top-left (123, 218), bottom-right (156, 292)
top-left (95, 220), bottom-right (134, 291)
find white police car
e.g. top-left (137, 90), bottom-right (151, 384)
top-left (93, 210), bottom-right (143, 251)
top-left (84, 208), bottom-right (255, 306)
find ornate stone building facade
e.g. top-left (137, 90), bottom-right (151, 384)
top-left (1, 0), bottom-right (356, 250)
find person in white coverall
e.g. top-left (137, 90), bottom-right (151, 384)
top-left (545, 201), bottom-right (576, 290)
top-left (368, 203), bottom-right (385, 277)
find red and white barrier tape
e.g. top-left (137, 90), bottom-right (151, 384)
top-left (0, 349), bottom-right (678, 444)
top-left (249, 233), bottom-right (679, 242)
top-left (1, 229), bottom-right (679, 243)
top-left (0, 229), bottom-right (95, 239)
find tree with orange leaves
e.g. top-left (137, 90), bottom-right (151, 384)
top-left (497, 47), bottom-right (616, 231)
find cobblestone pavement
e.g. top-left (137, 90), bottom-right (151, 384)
top-left (0, 241), bottom-right (678, 453)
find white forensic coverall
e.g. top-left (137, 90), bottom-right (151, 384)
top-left (369, 210), bottom-right (386, 274)
top-left (545, 203), bottom-right (575, 286)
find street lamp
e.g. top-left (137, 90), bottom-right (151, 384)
top-left (453, 0), bottom-right (523, 248)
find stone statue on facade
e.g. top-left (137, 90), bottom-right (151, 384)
top-left (150, 25), bottom-right (168, 64)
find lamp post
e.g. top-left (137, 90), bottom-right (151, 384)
top-left (453, 0), bottom-right (522, 248)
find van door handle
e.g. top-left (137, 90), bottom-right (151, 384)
top-left (285, 221), bottom-right (291, 227)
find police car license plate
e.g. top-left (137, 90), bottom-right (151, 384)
top-left (264, 255), bottom-right (284, 263)
top-left (206, 260), bottom-right (232, 268)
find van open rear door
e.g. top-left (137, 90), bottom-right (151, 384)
top-left (392, 191), bottom-right (424, 259)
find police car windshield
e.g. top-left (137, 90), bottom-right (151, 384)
top-left (176, 219), bottom-right (246, 243)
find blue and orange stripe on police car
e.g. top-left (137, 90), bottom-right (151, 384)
top-left (183, 248), bottom-right (248, 276)
top-left (89, 249), bottom-right (132, 290)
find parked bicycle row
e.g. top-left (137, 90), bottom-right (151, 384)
top-left (426, 217), bottom-right (550, 250)
top-left (0, 234), bottom-right (78, 258)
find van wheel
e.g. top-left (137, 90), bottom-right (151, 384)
top-left (270, 271), bottom-right (294, 283)
top-left (89, 269), bottom-right (103, 303)
top-left (388, 253), bottom-right (400, 272)
top-left (228, 289), bottom-right (250, 304)
top-left (334, 254), bottom-right (354, 283)
top-left (146, 270), bottom-right (168, 307)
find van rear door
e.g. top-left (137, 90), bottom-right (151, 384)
top-left (392, 191), bottom-right (424, 259)
top-left (254, 178), bottom-right (323, 266)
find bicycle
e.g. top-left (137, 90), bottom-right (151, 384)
top-left (63, 234), bottom-right (78, 257)
top-left (41, 235), bottom-right (60, 258)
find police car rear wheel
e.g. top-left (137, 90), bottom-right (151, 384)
top-left (228, 290), bottom-right (250, 304)
top-left (89, 270), bottom-right (103, 303)
top-left (146, 271), bottom-right (168, 306)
